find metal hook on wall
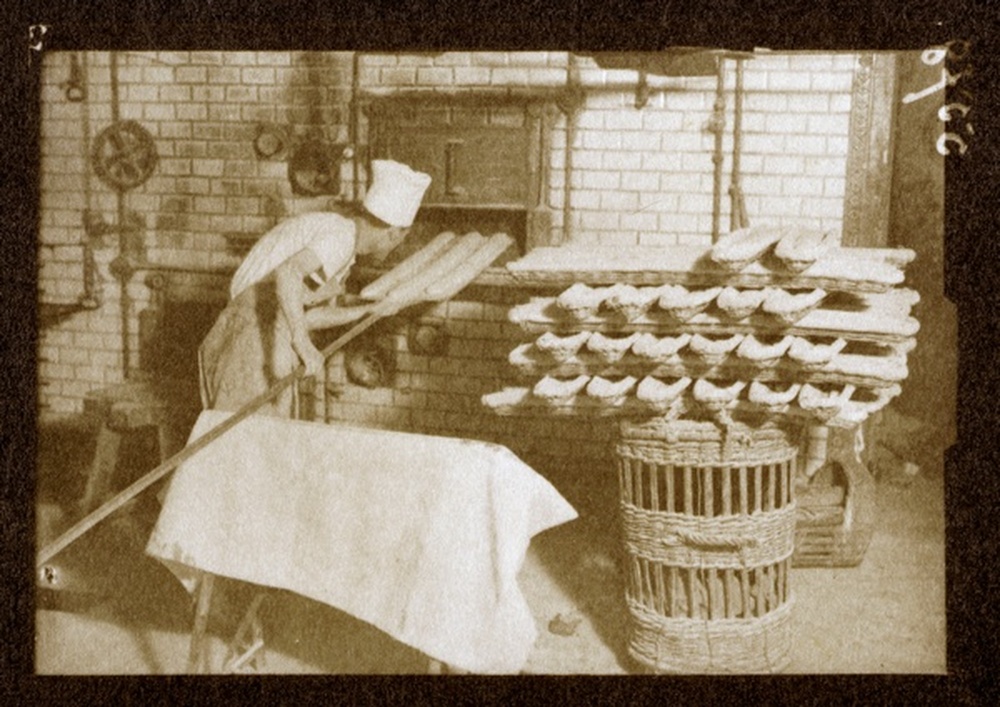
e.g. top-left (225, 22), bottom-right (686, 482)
top-left (61, 53), bottom-right (86, 102)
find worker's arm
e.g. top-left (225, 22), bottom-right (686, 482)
top-left (273, 248), bottom-right (327, 377)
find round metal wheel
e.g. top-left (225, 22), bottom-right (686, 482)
top-left (92, 120), bottom-right (159, 191)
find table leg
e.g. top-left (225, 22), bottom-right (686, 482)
top-left (187, 571), bottom-right (216, 673)
top-left (223, 591), bottom-right (268, 673)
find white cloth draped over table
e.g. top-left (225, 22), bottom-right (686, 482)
top-left (145, 410), bottom-right (578, 674)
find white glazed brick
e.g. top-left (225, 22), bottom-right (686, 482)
top-left (830, 53), bottom-right (860, 70)
top-left (363, 54), bottom-right (398, 66)
top-left (786, 93), bottom-right (831, 113)
top-left (744, 92), bottom-right (788, 113)
top-left (621, 131), bottom-right (662, 151)
top-left (767, 71), bottom-right (811, 91)
top-left (507, 51), bottom-right (551, 67)
top-left (765, 113), bottom-right (809, 134)
top-left (41, 118), bottom-right (84, 139)
top-left (395, 54), bottom-right (436, 67)
top-left (619, 211), bottom-right (660, 233)
top-left (222, 51), bottom-right (258, 66)
top-left (580, 170), bottom-right (620, 190)
top-left (750, 53), bottom-right (790, 72)
top-left (528, 68), bottom-right (568, 85)
top-left (124, 84), bottom-right (160, 102)
top-left (741, 133), bottom-right (785, 154)
top-left (579, 211), bottom-right (620, 231)
top-left (681, 151), bottom-right (713, 172)
top-left (177, 103), bottom-right (208, 121)
top-left (826, 136), bottom-right (849, 155)
top-left (571, 150), bottom-right (604, 169)
top-left (160, 84), bottom-right (192, 103)
top-left (660, 172), bottom-right (700, 193)
top-left (742, 175), bottom-right (784, 196)
top-left (638, 193), bottom-right (679, 213)
top-left (642, 110), bottom-right (684, 131)
top-left (664, 92), bottom-right (710, 112)
top-left (604, 69), bottom-right (639, 86)
top-left (639, 232), bottom-right (677, 248)
top-left (764, 155), bottom-right (806, 175)
top-left (416, 67), bottom-right (454, 85)
top-left (678, 192), bottom-right (714, 214)
top-left (379, 67), bottom-right (416, 85)
top-left (824, 177), bottom-right (846, 197)
top-left (781, 176), bottom-right (825, 197)
top-left (571, 189), bottom-right (602, 209)
top-left (737, 70), bottom-right (769, 91)
top-left (806, 156), bottom-right (848, 176)
top-left (471, 52), bottom-right (510, 67)
top-left (115, 65), bottom-right (144, 83)
top-left (641, 152), bottom-right (683, 172)
top-left (663, 131), bottom-right (708, 155)
top-left (808, 197), bottom-right (844, 218)
top-left (829, 94), bottom-right (852, 113)
top-left (601, 150), bottom-right (642, 171)
top-left (659, 212), bottom-right (701, 233)
top-left (431, 52), bottom-right (472, 66)
top-left (584, 91), bottom-right (625, 108)
top-left (808, 113), bottom-right (851, 136)
top-left (42, 137), bottom-right (84, 157)
top-left (600, 191), bottom-right (640, 211)
top-left (490, 67), bottom-right (530, 85)
top-left (759, 195), bottom-right (804, 217)
top-left (576, 111), bottom-right (605, 129)
top-left (675, 233), bottom-right (712, 247)
top-left (811, 71), bottom-right (854, 92)
top-left (255, 51), bottom-right (292, 67)
top-left (682, 111), bottom-right (714, 133)
top-left (620, 171), bottom-right (660, 192)
top-left (786, 53), bottom-right (835, 72)
top-left (581, 131), bottom-right (621, 150)
top-left (784, 134), bottom-right (828, 155)
top-left (741, 112), bottom-right (766, 132)
top-left (576, 67), bottom-right (607, 87)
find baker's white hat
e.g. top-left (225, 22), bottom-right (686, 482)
top-left (363, 159), bottom-right (432, 227)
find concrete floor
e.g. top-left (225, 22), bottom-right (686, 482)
top-left (34, 420), bottom-right (945, 675)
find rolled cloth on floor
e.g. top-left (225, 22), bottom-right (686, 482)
top-left (146, 410), bottom-right (578, 673)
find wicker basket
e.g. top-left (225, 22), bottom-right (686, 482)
top-left (615, 417), bottom-right (801, 674)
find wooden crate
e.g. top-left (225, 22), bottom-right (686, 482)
top-left (793, 424), bottom-right (875, 567)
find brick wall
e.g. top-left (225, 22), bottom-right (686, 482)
top-left (37, 50), bottom-right (858, 468)
top-left (359, 51), bottom-right (856, 246)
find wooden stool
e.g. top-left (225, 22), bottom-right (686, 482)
top-left (79, 380), bottom-right (200, 514)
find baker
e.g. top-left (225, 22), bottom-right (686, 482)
top-left (199, 159), bottom-right (432, 416)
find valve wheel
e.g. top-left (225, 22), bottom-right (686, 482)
top-left (92, 120), bottom-right (159, 191)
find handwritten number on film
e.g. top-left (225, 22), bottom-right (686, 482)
top-left (902, 42), bottom-right (972, 156)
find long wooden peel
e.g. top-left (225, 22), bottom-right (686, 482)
top-left (36, 231), bottom-right (514, 569)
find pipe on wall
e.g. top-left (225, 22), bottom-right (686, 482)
top-left (710, 57), bottom-right (726, 242)
top-left (729, 58), bottom-right (748, 232)
top-left (562, 53), bottom-right (580, 245)
top-left (351, 52), bottom-right (361, 203)
top-left (108, 51), bottom-right (135, 379)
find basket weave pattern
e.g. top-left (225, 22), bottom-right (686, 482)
top-left (615, 418), bottom-right (799, 674)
